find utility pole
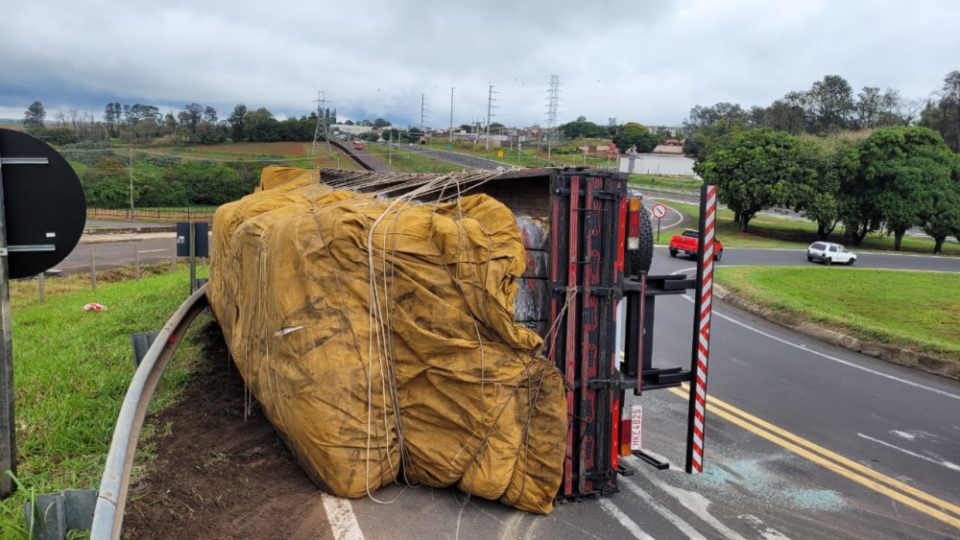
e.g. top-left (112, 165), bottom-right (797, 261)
top-left (545, 75), bottom-right (560, 161)
top-left (485, 84), bottom-right (498, 151)
top-left (128, 147), bottom-right (134, 221)
top-left (449, 87), bottom-right (455, 143)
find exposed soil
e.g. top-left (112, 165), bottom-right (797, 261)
top-left (123, 323), bottom-right (333, 539)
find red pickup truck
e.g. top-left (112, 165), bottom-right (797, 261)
top-left (669, 229), bottom-right (724, 261)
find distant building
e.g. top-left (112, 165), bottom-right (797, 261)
top-left (619, 153), bottom-right (697, 177)
top-left (332, 124), bottom-right (374, 136)
top-left (651, 139), bottom-right (685, 155)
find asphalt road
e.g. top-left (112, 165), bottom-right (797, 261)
top-left (57, 216), bottom-right (960, 538)
top-left (336, 250), bottom-right (960, 539)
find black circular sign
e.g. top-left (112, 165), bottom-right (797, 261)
top-left (0, 129), bottom-right (86, 279)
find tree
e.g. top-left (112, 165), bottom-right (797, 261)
top-left (24, 100), bottom-right (45, 127)
top-left (559, 117), bottom-right (605, 139)
top-left (612, 122), bottom-right (660, 153)
top-left (177, 103), bottom-right (204, 138)
top-left (840, 126), bottom-right (956, 249)
top-left (694, 129), bottom-right (817, 232)
top-left (103, 102), bottom-right (122, 136)
top-left (808, 75), bottom-right (855, 133)
top-left (920, 70), bottom-right (960, 152)
top-left (228, 104), bottom-right (247, 142)
top-left (921, 163), bottom-right (960, 254)
top-left (372, 118), bottom-right (391, 129)
top-left (763, 100), bottom-right (807, 134)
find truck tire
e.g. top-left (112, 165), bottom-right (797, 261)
top-left (628, 206), bottom-right (654, 277)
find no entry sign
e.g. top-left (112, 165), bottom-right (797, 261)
top-left (652, 203), bottom-right (667, 219)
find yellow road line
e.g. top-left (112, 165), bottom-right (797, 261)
top-left (668, 387), bottom-right (960, 530)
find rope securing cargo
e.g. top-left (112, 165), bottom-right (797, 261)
top-left (207, 166), bottom-right (566, 513)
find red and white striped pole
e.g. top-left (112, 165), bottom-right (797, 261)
top-left (685, 184), bottom-right (717, 474)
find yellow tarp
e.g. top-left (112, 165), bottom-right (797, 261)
top-left (207, 166), bottom-right (566, 513)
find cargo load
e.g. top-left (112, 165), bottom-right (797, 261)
top-left (207, 166), bottom-right (566, 514)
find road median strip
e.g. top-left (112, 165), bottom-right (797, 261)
top-left (669, 385), bottom-right (960, 530)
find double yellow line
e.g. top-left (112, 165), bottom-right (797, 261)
top-left (669, 385), bottom-right (960, 530)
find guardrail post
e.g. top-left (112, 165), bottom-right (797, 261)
top-left (38, 272), bottom-right (45, 303)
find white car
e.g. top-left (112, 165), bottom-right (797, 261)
top-left (807, 241), bottom-right (857, 265)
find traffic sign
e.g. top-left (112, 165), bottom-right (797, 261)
top-left (652, 203), bottom-right (667, 219)
top-left (0, 129), bottom-right (87, 497)
top-left (0, 129), bottom-right (86, 279)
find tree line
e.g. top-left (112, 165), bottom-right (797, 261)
top-left (694, 126), bottom-right (960, 253)
top-left (684, 71), bottom-right (960, 156)
top-left (22, 100), bottom-right (394, 146)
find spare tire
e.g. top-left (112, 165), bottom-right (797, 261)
top-left (628, 206), bottom-right (654, 277)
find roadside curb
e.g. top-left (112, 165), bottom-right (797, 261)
top-left (713, 283), bottom-right (960, 381)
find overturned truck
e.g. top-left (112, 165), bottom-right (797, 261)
top-left (207, 166), bottom-right (716, 514)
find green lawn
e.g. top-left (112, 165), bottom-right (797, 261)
top-left (628, 174), bottom-right (701, 192)
top-left (0, 268), bottom-right (211, 536)
top-left (420, 139), bottom-right (619, 169)
top-left (658, 201), bottom-right (960, 256)
top-left (366, 143), bottom-right (463, 174)
top-left (715, 267), bottom-right (960, 362)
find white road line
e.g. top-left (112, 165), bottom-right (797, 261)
top-left (320, 493), bottom-right (364, 540)
top-left (857, 433), bottom-right (960, 473)
top-left (618, 475), bottom-right (707, 540)
top-left (641, 472), bottom-right (749, 540)
top-left (598, 498), bottom-right (655, 540)
top-left (667, 268), bottom-right (960, 402)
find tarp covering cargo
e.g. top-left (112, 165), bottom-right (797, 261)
top-left (207, 166), bottom-right (566, 513)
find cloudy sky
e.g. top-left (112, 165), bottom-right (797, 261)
top-left (1, 0), bottom-right (958, 128)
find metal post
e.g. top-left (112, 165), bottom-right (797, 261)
top-left (685, 184), bottom-right (717, 474)
top-left (90, 248), bottom-right (97, 292)
top-left (134, 242), bottom-right (140, 280)
top-left (189, 223), bottom-right (196, 293)
top-left (38, 272), bottom-right (45, 303)
top-left (170, 239), bottom-right (177, 273)
top-left (0, 157), bottom-right (16, 497)
top-left (657, 217), bottom-right (662, 242)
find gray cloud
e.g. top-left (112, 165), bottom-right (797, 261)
top-left (1, 0), bottom-right (958, 126)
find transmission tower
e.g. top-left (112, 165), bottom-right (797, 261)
top-left (449, 87), bottom-right (455, 143)
top-left (420, 93), bottom-right (429, 135)
top-left (545, 75), bottom-right (560, 159)
top-left (311, 91), bottom-right (331, 156)
top-left (485, 84), bottom-right (499, 151)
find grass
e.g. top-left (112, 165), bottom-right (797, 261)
top-left (138, 142), bottom-right (361, 170)
top-left (0, 266), bottom-right (211, 537)
top-left (628, 174), bottom-right (701, 192)
top-left (715, 267), bottom-right (960, 361)
top-left (658, 201), bottom-right (960, 256)
top-left (365, 143), bottom-right (463, 174)
top-left (419, 139), bottom-right (621, 169)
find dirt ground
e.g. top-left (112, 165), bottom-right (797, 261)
top-left (123, 323), bottom-right (333, 539)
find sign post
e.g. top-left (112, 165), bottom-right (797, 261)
top-left (177, 222), bottom-right (209, 293)
top-left (652, 203), bottom-right (667, 242)
top-left (0, 129), bottom-right (87, 497)
top-left (0, 149), bottom-right (14, 498)
top-left (685, 185), bottom-right (716, 474)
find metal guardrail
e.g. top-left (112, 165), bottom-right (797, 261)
top-left (90, 285), bottom-right (210, 539)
